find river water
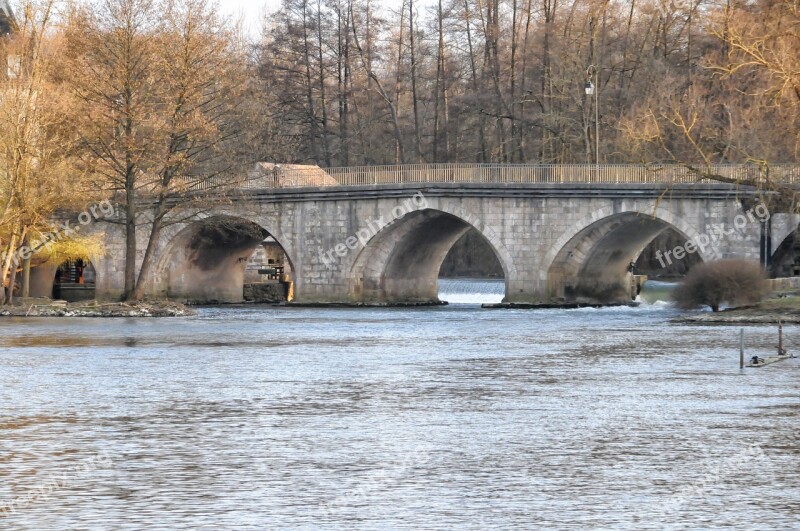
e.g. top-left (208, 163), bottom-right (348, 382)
top-left (0, 280), bottom-right (798, 529)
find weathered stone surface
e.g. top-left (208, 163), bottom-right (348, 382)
top-left (243, 282), bottom-right (288, 303)
top-left (77, 183), bottom-right (795, 306)
top-left (28, 263), bottom-right (59, 298)
top-left (768, 277), bottom-right (800, 293)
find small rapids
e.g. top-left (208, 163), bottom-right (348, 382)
top-left (637, 280), bottom-right (678, 307)
top-left (439, 278), bottom-right (678, 309)
top-left (438, 278), bottom-right (505, 304)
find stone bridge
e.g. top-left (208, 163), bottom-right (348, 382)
top-left (74, 163), bottom-right (799, 305)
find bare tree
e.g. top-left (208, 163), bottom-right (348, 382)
top-left (672, 259), bottom-right (768, 312)
top-left (67, 0), bottom-right (253, 301)
top-left (256, 0), bottom-right (798, 171)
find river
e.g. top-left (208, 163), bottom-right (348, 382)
top-left (0, 280), bottom-right (797, 529)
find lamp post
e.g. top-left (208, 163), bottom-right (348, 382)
top-left (585, 65), bottom-right (599, 175)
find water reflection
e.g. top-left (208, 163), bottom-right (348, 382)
top-left (0, 335), bottom-right (103, 348)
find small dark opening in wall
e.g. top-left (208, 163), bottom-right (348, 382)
top-left (53, 259), bottom-right (95, 302)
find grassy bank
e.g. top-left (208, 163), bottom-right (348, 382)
top-left (677, 296), bottom-right (800, 324)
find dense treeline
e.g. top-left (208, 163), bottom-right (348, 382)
top-left (0, 0), bottom-right (798, 303)
top-left (260, 0), bottom-right (800, 166)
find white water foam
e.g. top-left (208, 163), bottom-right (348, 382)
top-left (438, 278), bottom-right (505, 305)
top-left (636, 280), bottom-right (679, 309)
top-left (439, 278), bottom-right (682, 309)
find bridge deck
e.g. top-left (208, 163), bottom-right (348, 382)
top-left (181, 163), bottom-right (800, 192)
top-left (222, 182), bottom-right (770, 203)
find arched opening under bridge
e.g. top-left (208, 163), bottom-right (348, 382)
top-left (349, 209), bottom-right (510, 305)
top-left (158, 216), bottom-right (295, 304)
top-left (548, 212), bottom-right (706, 304)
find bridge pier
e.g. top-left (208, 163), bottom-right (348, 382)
top-left (83, 183), bottom-right (769, 306)
top-left (349, 209), bottom-right (478, 304)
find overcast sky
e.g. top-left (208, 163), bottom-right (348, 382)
top-left (219, 0), bottom-right (278, 37)
top-left (218, 0), bottom-right (437, 38)
top-left (219, 0), bottom-right (278, 19)
top-left (217, 0), bottom-right (269, 37)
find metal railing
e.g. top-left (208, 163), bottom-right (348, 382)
top-left (322, 163), bottom-right (800, 186)
top-left (181, 163), bottom-right (800, 190)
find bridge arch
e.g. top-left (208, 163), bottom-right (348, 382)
top-left (348, 205), bottom-right (515, 304)
top-left (770, 228), bottom-right (799, 277)
top-left (152, 215), bottom-right (296, 303)
top-left (545, 206), bottom-right (712, 303)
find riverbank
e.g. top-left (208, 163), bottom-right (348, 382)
top-left (675, 296), bottom-right (800, 324)
top-left (0, 300), bottom-right (195, 317)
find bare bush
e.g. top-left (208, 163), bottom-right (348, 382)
top-left (672, 260), bottom-right (769, 312)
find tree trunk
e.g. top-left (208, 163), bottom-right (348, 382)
top-left (124, 177), bottom-right (137, 300)
top-left (7, 261), bottom-right (18, 306)
top-left (463, 0), bottom-right (488, 162)
top-left (409, 0), bottom-right (422, 162)
top-left (350, 2), bottom-right (406, 163)
top-left (302, 0), bottom-right (321, 163)
top-left (486, 0), bottom-right (507, 161)
top-left (394, 0), bottom-right (407, 164)
top-left (337, 1), bottom-right (350, 166)
top-left (509, 0), bottom-right (519, 161)
top-left (1, 232), bottom-right (19, 303)
top-left (21, 254), bottom-right (31, 299)
top-left (433, 0), bottom-right (443, 162)
top-left (539, 0), bottom-right (554, 162)
top-left (316, 0), bottom-right (332, 167)
top-left (617, 0), bottom-right (635, 118)
top-left (131, 203), bottom-right (167, 301)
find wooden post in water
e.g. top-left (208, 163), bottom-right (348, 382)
top-left (740, 328), bottom-right (745, 369)
top-left (778, 320), bottom-right (784, 355)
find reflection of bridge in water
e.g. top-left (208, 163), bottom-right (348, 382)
top-left (62, 164), bottom-right (800, 305)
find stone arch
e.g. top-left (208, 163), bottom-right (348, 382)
top-left (28, 262), bottom-right (60, 298)
top-left (29, 255), bottom-right (101, 301)
top-left (348, 205), bottom-right (515, 304)
top-left (427, 201), bottom-right (516, 279)
top-left (152, 214), bottom-right (296, 303)
top-left (770, 229), bottom-right (799, 278)
top-left (545, 206), bottom-right (712, 303)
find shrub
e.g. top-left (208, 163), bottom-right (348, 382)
top-left (672, 259), bottom-right (768, 312)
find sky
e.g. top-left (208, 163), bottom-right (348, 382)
top-left (219, 0), bottom-right (278, 20)
top-left (218, 0), bottom-right (279, 38)
top-left (7, 0), bottom-right (280, 33)
top-left (217, 0), bottom-right (436, 38)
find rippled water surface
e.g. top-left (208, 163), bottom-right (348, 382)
top-left (1, 281), bottom-right (798, 529)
